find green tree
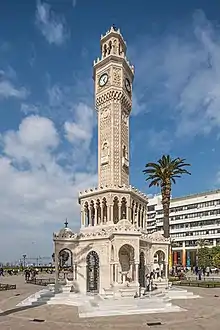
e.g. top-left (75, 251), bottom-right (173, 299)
top-left (210, 246), bottom-right (220, 267)
top-left (143, 155), bottom-right (191, 238)
top-left (198, 247), bottom-right (211, 268)
top-left (212, 252), bottom-right (220, 268)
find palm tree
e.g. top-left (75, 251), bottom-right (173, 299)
top-left (143, 155), bottom-right (191, 238)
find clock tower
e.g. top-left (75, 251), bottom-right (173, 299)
top-left (93, 26), bottom-right (134, 187)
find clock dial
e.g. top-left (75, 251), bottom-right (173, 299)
top-left (99, 73), bottom-right (108, 87)
top-left (125, 78), bottom-right (131, 93)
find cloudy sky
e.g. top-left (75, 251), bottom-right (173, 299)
top-left (1, 0), bottom-right (220, 262)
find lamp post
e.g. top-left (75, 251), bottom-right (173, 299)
top-left (22, 254), bottom-right (27, 268)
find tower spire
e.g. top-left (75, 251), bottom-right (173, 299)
top-left (93, 27), bottom-right (134, 187)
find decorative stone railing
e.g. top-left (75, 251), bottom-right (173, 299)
top-left (79, 184), bottom-right (148, 201)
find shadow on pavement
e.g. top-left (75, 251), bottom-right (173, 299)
top-left (0, 302), bottom-right (46, 317)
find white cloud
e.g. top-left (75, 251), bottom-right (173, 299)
top-left (64, 103), bottom-right (94, 143)
top-left (0, 80), bottom-right (28, 99)
top-left (0, 115), bottom-right (97, 261)
top-left (21, 103), bottom-right (39, 114)
top-left (35, 0), bottom-right (69, 46)
top-left (132, 10), bottom-right (220, 139)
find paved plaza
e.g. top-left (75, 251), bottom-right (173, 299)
top-left (0, 275), bottom-right (220, 329)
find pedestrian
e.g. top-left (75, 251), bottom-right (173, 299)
top-left (198, 269), bottom-right (202, 280)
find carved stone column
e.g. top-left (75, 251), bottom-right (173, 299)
top-left (118, 202), bottom-right (122, 221)
top-left (95, 206), bottom-right (98, 226)
top-left (101, 204), bottom-right (104, 225)
top-left (127, 205), bottom-right (131, 222)
top-left (54, 249), bottom-right (59, 293)
top-left (88, 207), bottom-right (91, 226)
top-left (164, 262), bottom-right (168, 279)
top-left (115, 263), bottom-right (119, 283)
top-left (108, 204), bottom-right (112, 223)
top-left (135, 262), bottom-right (139, 284)
top-left (81, 209), bottom-right (85, 227)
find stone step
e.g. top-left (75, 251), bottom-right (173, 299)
top-left (78, 304), bottom-right (183, 318)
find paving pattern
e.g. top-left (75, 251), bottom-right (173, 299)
top-left (1, 275), bottom-right (220, 329)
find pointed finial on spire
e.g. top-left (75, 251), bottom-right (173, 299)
top-left (112, 24), bottom-right (117, 31)
top-left (64, 219), bottom-right (68, 228)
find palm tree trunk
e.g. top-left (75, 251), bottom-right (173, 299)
top-left (161, 184), bottom-right (171, 239)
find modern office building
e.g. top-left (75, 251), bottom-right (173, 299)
top-left (147, 190), bottom-right (220, 267)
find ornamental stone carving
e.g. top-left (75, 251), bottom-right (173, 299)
top-left (112, 67), bottom-right (121, 86)
top-left (148, 231), bottom-right (170, 243)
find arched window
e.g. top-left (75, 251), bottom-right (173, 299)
top-left (121, 197), bottom-right (127, 219)
top-left (90, 200), bottom-right (95, 226)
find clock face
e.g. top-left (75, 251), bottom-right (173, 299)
top-left (125, 78), bottom-right (131, 93)
top-left (99, 73), bottom-right (108, 87)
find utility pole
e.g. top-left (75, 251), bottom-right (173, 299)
top-left (22, 254), bottom-right (27, 268)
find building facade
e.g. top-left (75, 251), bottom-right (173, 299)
top-left (53, 26), bottom-right (170, 296)
top-left (147, 190), bottom-right (220, 267)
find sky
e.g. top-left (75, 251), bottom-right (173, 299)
top-left (1, 0), bottom-right (220, 262)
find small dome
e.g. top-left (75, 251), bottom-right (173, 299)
top-left (58, 227), bottom-right (73, 236)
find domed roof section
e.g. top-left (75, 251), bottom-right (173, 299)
top-left (58, 227), bottom-right (73, 236)
top-left (53, 219), bottom-right (77, 239)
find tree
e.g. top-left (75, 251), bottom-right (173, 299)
top-left (210, 246), bottom-right (220, 267)
top-left (197, 239), bottom-right (209, 248)
top-left (143, 155), bottom-right (191, 238)
top-left (198, 247), bottom-right (211, 269)
top-left (212, 252), bottom-right (220, 269)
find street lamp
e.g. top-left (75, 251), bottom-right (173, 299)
top-left (22, 254), bottom-right (27, 268)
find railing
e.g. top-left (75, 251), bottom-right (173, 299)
top-left (186, 276), bottom-right (220, 282)
top-left (0, 283), bottom-right (16, 291)
top-left (175, 280), bottom-right (220, 288)
top-left (26, 278), bottom-right (55, 286)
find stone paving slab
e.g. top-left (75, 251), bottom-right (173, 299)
top-left (1, 276), bottom-right (220, 329)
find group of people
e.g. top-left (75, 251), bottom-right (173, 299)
top-left (0, 268), bottom-right (19, 276)
top-left (144, 271), bottom-right (158, 293)
top-left (24, 268), bottom-right (38, 282)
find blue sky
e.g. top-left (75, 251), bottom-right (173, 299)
top-left (1, 0), bottom-right (220, 261)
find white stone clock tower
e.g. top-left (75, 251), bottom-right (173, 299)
top-left (53, 27), bottom-right (170, 297)
top-left (93, 25), bottom-right (134, 187)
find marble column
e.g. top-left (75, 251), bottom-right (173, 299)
top-left (54, 251), bottom-right (59, 293)
top-left (115, 263), bottom-right (119, 283)
top-left (108, 204), bottom-right (112, 223)
top-left (127, 206), bottom-right (131, 222)
top-left (95, 207), bottom-right (98, 226)
top-left (164, 262), bottom-right (168, 278)
top-left (101, 204), bottom-right (104, 225)
top-left (81, 210), bottom-right (85, 227)
top-left (135, 262), bottom-right (139, 283)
